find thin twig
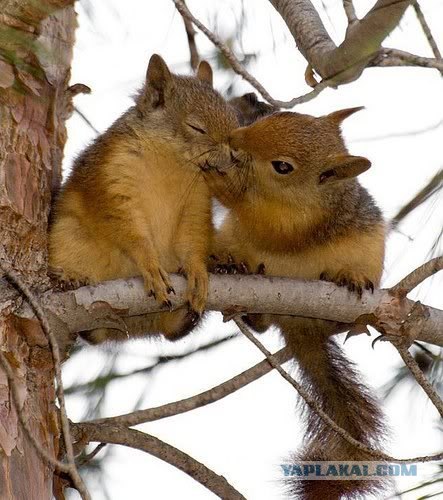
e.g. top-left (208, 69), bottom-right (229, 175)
top-left (0, 350), bottom-right (70, 473)
top-left (395, 344), bottom-right (443, 418)
top-left (0, 261), bottom-right (91, 500)
top-left (391, 168), bottom-right (443, 229)
top-left (343, 0), bottom-right (358, 24)
top-left (353, 120), bottom-right (443, 143)
top-left (89, 346), bottom-right (292, 427)
top-left (391, 256), bottom-right (443, 297)
top-left (233, 316), bottom-right (443, 463)
top-left (76, 443), bottom-right (107, 467)
top-left (372, 48), bottom-right (443, 71)
top-left (74, 423), bottom-right (247, 499)
top-left (175, 0), bottom-right (200, 70)
top-left (74, 107), bottom-right (99, 135)
top-left (413, 2), bottom-right (442, 73)
top-left (171, 0), bottom-right (331, 108)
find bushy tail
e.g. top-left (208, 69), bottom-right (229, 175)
top-left (280, 318), bottom-right (388, 499)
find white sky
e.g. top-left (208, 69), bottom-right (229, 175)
top-left (62, 1), bottom-right (443, 499)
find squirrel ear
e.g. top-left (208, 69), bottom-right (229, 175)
top-left (326, 106), bottom-right (365, 124)
top-left (319, 154), bottom-right (371, 184)
top-left (196, 61), bottom-right (213, 86)
top-left (145, 54), bottom-right (172, 108)
top-left (242, 92), bottom-right (258, 104)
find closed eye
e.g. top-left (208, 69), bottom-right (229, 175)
top-left (272, 160), bottom-right (294, 174)
top-left (187, 123), bottom-right (207, 134)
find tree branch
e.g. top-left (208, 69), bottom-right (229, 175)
top-left (391, 168), bottom-right (443, 229)
top-left (395, 344), bottom-right (443, 418)
top-left (269, 0), bottom-right (414, 84)
top-left (89, 347), bottom-right (292, 427)
top-left (72, 423), bottom-right (247, 499)
top-left (175, 0), bottom-right (200, 71)
top-left (391, 256), bottom-right (443, 297)
top-left (12, 260), bottom-right (442, 347)
top-left (171, 0), bottom-right (332, 107)
top-left (371, 48), bottom-right (443, 71)
top-left (413, 2), bottom-right (442, 69)
top-left (233, 318), bottom-right (443, 463)
top-left (233, 317), bottom-right (390, 460)
top-left (343, 0), bottom-right (358, 25)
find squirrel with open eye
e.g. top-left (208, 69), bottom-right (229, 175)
top-left (204, 107), bottom-right (388, 499)
top-left (49, 54), bottom-right (238, 344)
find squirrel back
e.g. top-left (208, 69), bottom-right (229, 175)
top-left (205, 108), bottom-right (388, 499)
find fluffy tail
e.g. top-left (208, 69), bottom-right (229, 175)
top-left (280, 318), bottom-right (388, 499)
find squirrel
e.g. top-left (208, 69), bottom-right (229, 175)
top-left (229, 92), bottom-right (277, 126)
top-left (49, 54), bottom-right (238, 344)
top-left (204, 108), bottom-right (387, 499)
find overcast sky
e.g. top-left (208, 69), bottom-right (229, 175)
top-left (62, 1), bottom-right (443, 498)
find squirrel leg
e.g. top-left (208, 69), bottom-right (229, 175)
top-left (122, 238), bottom-right (174, 307)
top-left (79, 308), bottom-right (201, 344)
top-left (174, 186), bottom-right (212, 315)
top-left (179, 261), bottom-right (208, 315)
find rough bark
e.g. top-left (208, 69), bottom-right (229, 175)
top-left (0, 1), bottom-right (76, 497)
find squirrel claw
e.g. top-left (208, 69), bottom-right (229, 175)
top-left (162, 299), bottom-right (173, 311)
top-left (256, 263), bottom-right (266, 275)
top-left (167, 286), bottom-right (176, 295)
top-left (186, 306), bottom-right (201, 327)
top-left (371, 334), bottom-right (388, 349)
top-left (321, 269), bottom-right (374, 300)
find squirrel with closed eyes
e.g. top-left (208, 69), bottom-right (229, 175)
top-left (49, 54), bottom-right (238, 344)
top-left (204, 107), bottom-right (387, 499)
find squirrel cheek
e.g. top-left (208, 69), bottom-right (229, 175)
top-left (229, 128), bottom-right (247, 151)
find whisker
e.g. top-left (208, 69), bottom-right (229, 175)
top-left (176, 170), bottom-right (204, 215)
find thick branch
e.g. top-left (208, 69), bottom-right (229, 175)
top-left (269, 0), bottom-right (414, 84)
top-left (14, 271), bottom-right (442, 347)
top-left (73, 423), bottom-right (246, 499)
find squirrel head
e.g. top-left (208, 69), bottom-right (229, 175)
top-left (135, 54), bottom-right (238, 165)
top-left (224, 108), bottom-right (370, 204)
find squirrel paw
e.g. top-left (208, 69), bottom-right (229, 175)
top-left (48, 267), bottom-right (90, 291)
top-left (183, 264), bottom-right (208, 314)
top-left (209, 254), bottom-right (264, 275)
top-left (320, 270), bottom-right (374, 298)
top-left (142, 266), bottom-right (174, 306)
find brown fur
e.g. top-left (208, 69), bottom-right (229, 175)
top-left (229, 92), bottom-right (277, 126)
top-left (49, 55), bottom-right (238, 343)
top-left (205, 109), bottom-right (388, 499)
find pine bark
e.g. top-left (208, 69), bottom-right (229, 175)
top-left (0, 1), bottom-right (76, 498)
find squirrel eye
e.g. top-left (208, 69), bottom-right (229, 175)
top-left (272, 160), bottom-right (294, 175)
top-left (187, 123), bottom-right (207, 134)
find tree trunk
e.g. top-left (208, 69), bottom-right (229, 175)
top-left (0, 1), bottom-right (76, 498)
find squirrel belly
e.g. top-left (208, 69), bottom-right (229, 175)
top-left (49, 54), bottom-right (238, 343)
top-left (206, 106), bottom-right (389, 499)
